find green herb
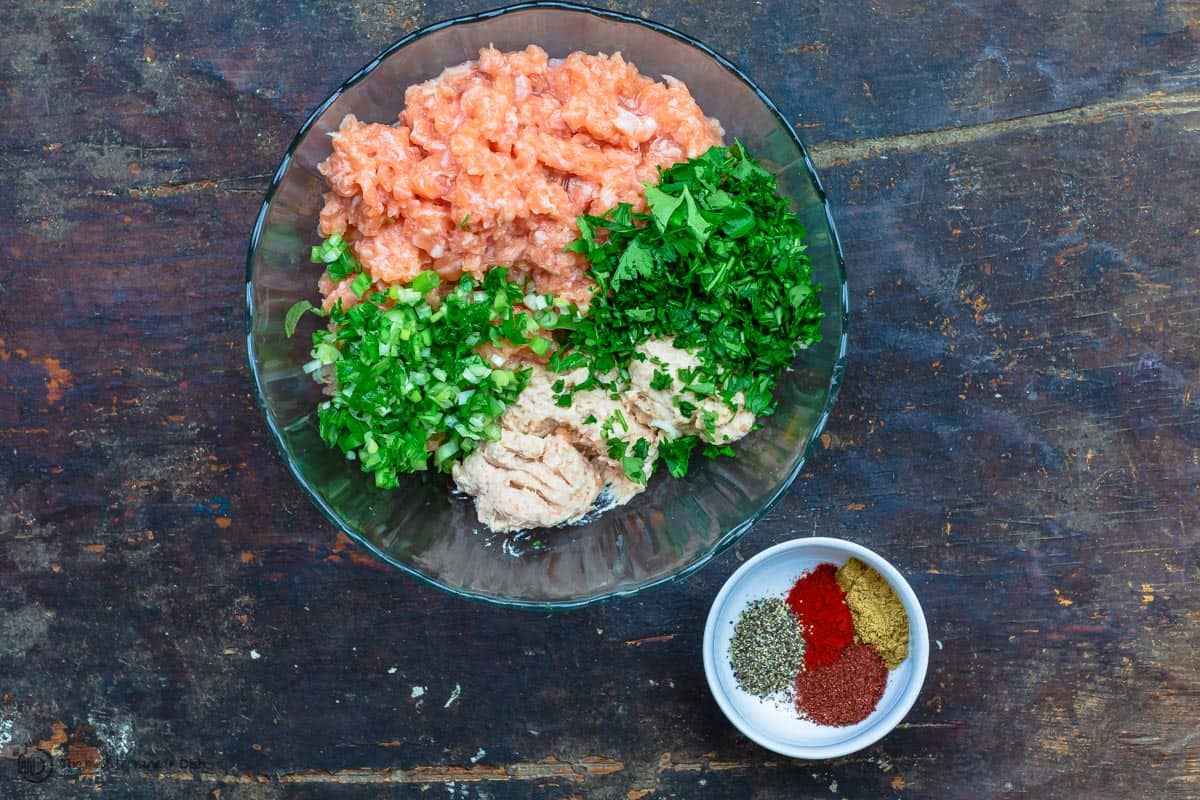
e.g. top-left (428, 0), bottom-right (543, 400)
top-left (350, 272), bottom-right (373, 297)
top-left (411, 269), bottom-right (441, 295)
top-left (606, 438), bottom-right (628, 460)
top-left (607, 435), bottom-right (651, 483)
top-left (621, 455), bottom-right (646, 482)
top-left (657, 435), bottom-right (697, 478)
top-left (702, 444), bottom-right (736, 459)
top-left (560, 142), bottom-right (823, 468)
top-left (458, 213), bottom-right (471, 230)
top-left (599, 409), bottom-right (629, 440)
top-left (284, 299), bottom-right (321, 338)
top-left (311, 232), bottom-right (361, 281)
top-left (308, 268), bottom-right (577, 487)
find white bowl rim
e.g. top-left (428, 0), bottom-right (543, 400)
top-left (702, 536), bottom-right (930, 759)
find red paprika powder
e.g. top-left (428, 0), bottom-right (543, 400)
top-left (786, 562), bottom-right (854, 670)
top-left (795, 642), bottom-right (888, 726)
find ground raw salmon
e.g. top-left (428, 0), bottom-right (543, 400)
top-left (316, 45), bottom-right (724, 306)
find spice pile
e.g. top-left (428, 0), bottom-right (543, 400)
top-left (729, 598), bottom-right (806, 696)
top-left (728, 557), bottom-right (910, 726)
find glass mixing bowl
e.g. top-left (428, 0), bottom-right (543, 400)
top-left (245, 2), bottom-right (848, 609)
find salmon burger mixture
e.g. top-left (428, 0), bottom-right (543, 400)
top-left (317, 45), bottom-right (723, 310)
top-left (288, 47), bottom-right (823, 533)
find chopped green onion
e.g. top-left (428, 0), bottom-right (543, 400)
top-left (350, 272), bottom-right (372, 297)
top-left (314, 342), bottom-right (340, 365)
top-left (284, 299), bottom-right (319, 338)
top-left (524, 294), bottom-right (549, 311)
top-left (434, 440), bottom-right (459, 465)
top-left (411, 270), bottom-right (441, 294)
top-left (389, 286), bottom-right (423, 305)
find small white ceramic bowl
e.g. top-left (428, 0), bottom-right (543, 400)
top-left (703, 537), bottom-right (929, 759)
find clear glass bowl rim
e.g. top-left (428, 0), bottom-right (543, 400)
top-left (244, 0), bottom-right (849, 610)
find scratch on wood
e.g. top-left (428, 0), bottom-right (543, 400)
top-left (652, 754), bottom-right (759, 774)
top-left (159, 755), bottom-right (624, 785)
top-left (625, 634), bottom-right (676, 646)
top-left (809, 90), bottom-right (1200, 166)
top-left (94, 174), bottom-right (272, 199)
top-left (131, 179), bottom-right (219, 198)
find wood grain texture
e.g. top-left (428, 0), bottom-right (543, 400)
top-left (1, 0), bottom-right (1199, 797)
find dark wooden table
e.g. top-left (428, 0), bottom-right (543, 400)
top-left (3, 1), bottom-right (1199, 797)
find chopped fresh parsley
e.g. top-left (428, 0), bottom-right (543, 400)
top-left (606, 438), bottom-right (627, 460)
top-left (658, 435), bottom-right (699, 479)
top-left (702, 443), bottom-right (736, 459)
top-left (609, 436), bottom-right (652, 482)
top-left (649, 369), bottom-right (673, 391)
top-left (562, 141), bottom-right (823, 431)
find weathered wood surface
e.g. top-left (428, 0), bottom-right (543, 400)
top-left (2, 1), bottom-right (1199, 797)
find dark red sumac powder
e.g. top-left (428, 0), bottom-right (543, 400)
top-left (786, 562), bottom-right (854, 670)
top-left (794, 642), bottom-right (888, 726)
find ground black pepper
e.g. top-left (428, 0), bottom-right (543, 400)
top-left (728, 598), bottom-right (806, 698)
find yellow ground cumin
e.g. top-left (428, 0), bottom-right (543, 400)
top-left (835, 557), bottom-right (909, 669)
